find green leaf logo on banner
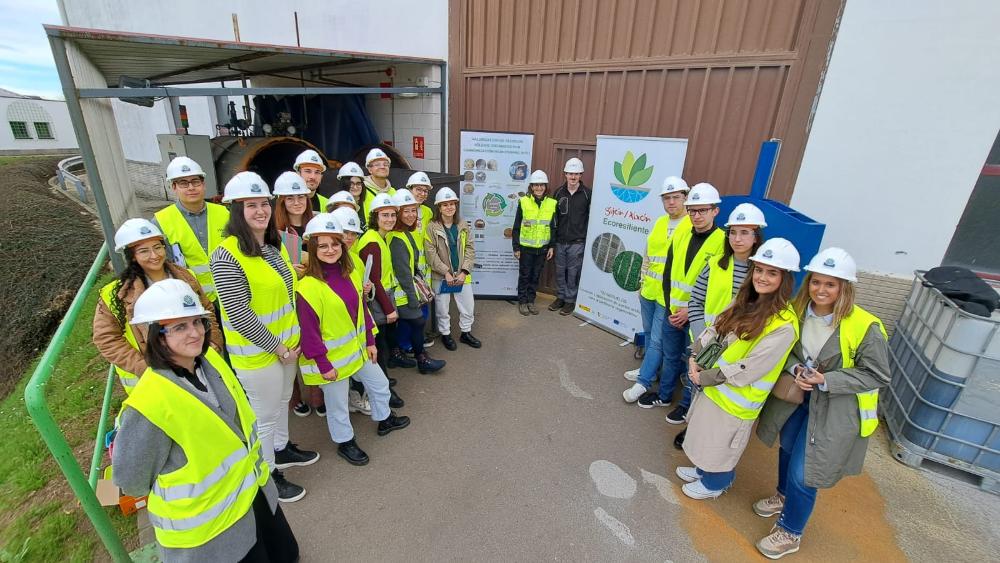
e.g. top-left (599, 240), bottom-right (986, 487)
top-left (611, 151), bottom-right (655, 202)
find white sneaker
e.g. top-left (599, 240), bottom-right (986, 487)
top-left (348, 390), bottom-right (372, 415)
top-left (622, 383), bottom-right (647, 402)
top-left (675, 466), bottom-right (700, 483)
top-left (681, 479), bottom-right (725, 500)
top-left (623, 368), bottom-right (640, 382)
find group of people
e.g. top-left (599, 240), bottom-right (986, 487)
top-left (93, 148), bottom-right (489, 561)
top-left (619, 177), bottom-right (891, 559)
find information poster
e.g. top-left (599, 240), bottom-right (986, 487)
top-left (576, 135), bottom-right (688, 339)
top-left (458, 130), bottom-right (534, 297)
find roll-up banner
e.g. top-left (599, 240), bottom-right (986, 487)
top-left (458, 130), bottom-right (534, 297)
top-left (576, 135), bottom-right (689, 339)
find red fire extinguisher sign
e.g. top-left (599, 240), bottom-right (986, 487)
top-left (412, 136), bottom-right (425, 159)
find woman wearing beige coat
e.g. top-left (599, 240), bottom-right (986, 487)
top-left (677, 238), bottom-right (801, 499)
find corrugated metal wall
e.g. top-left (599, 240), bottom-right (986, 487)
top-left (448, 0), bottom-right (843, 202)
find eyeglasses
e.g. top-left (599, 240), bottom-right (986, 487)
top-left (369, 161), bottom-right (390, 168)
top-left (134, 243), bottom-right (167, 258)
top-left (349, 180), bottom-right (364, 188)
top-left (159, 317), bottom-right (209, 336)
top-left (687, 207), bottom-right (716, 217)
top-left (174, 178), bottom-right (204, 189)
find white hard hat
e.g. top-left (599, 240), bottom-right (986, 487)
top-left (660, 176), bottom-right (689, 195)
top-left (406, 171), bottom-right (431, 188)
top-left (114, 218), bottom-right (163, 252)
top-left (165, 156), bottom-right (205, 182)
top-left (336, 161), bottom-right (365, 180)
top-left (369, 193), bottom-right (396, 213)
top-left (750, 238), bottom-right (801, 272)
top-left (392, 189), bottom-right (417, 208)
top-left (293, 149), bottom-right (327, 173)
top-left (329, 191), bottom-right (358, 210)
top-left (528, 170), bottom-right (549, 184)
top-left (564, 157), bottom-right (584, 174)
top-left (131, 279), bottom-right (209, 325)
top-left (725, 203), bottom-right (767, 227)
top-left (805, 247), bottom-right (857, 283)
top-left (222, 171), bottom-right (271, 203)
top-left (331, 207), bottom-right (363, 234)
top-left (434, 187), bottom-right (459, 205)
top-left (272, 171), bottom-right (309, 196)
top-left (365, 148), bottom-right (390, 167)
top-left (303, 212), bottom-right (344, 240)
top-left (685, 182), bottom-right (722, 206)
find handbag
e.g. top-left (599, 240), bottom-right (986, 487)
top-left (413, 273), bottom-right (435, 305)
top-left (694, 340), bottom-right (724, 370)
top-left (772, 373), bottom-right (805, 405)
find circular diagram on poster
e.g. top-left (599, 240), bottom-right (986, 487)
top-left (591, 232), bottom-right (625, 273)
top-left (612, 250), bottom-right (643, 291)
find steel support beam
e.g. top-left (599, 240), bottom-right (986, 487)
top-left (79, 86), bottom-right (443, 98)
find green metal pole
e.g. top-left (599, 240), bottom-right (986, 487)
top-left (24, 244), bottom-right (131, 563)
top-left (88, 365), bottom-right (117, 490)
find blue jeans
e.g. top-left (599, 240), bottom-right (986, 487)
top-left (776, 401), bottom-right (818, 536)
top-left (652, 318), bottom-right (691, 402)
top-left (639, 296), bottom-right (657, 342)
top-left (636, 303), bottom-right (665, 389)
top-left (697, 467), bottom-right (736, 491)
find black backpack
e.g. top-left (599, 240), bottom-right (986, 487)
top-left (923, 266), bottom-right (999, 317)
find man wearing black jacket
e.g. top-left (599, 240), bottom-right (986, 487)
top-left (549, 157), bottom-right (591, 315)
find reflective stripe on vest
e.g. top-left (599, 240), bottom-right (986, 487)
top-left (667, 226), bottom-right (725, 313)
top-left (641, 215), bottom-right (690, 305)
top-left (121, 348), bottom-right (267, 548)
top-left (518, 196), bottom-right (557, 249)
top-left (703, 257), bottom-right (737, 327)
top-left (100, 281), bottom-right (141, 394)
top-left (702, 305), bottom-right (800, 420)
top-left (217, 237), bottom-right (299, 370)
top-left (296, 274), bottom-right (368, 384)
top-left (154, 203), bottom-right (229, 301)
top-left (839, 306), bottom-right (888, 437)
top-left (358, 229), bottom-right (398, 298)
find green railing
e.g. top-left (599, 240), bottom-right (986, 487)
top-left (23, 243), bottom-right (132, 562)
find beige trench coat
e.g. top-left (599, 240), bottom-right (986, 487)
top-left (682, 322), bottom-right (797, 472)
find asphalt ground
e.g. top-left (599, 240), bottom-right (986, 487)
top-left (282, 297), bottom-right (1000, 562)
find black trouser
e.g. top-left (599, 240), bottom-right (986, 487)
top-left (239, 489), bottom-right (299, 562)
top-left (517, 249), bottom-right (547, 304)
top-left (375, 322), bottom-right (392, 375)
top-left (397, 316), bottom-right (426, 355)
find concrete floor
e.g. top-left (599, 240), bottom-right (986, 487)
top-left (282, 297), bottom-right (1000, 562)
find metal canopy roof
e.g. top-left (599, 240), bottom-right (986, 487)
top-left (43, 25), bottom-right (444, 87)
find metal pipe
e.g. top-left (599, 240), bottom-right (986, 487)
top-left (78, 86), bottom-right (444, 98)
top-left (439, 63), bottom-right (448, 172)
top-left (24, 244), bottom-right (131, 563)
top-left (48, 35), bottom-right (124, 272)
top-left (88, 365), bottom-right (116, 489)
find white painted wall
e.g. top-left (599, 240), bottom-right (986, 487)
top-left (0, 96), bottom-right (78, 152)
top-left (790, 0), bottom-right (1000, 277)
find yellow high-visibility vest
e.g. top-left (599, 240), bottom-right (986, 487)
top-left (217, 237), bottom-right (299, 370)
top-left (357, 229), bottom-right (399, 299)
top-left (838, 306), bottom-right (888, 437)
top-left (154, 203), bottom-right (229, 301)
top-left (640, 215), bottom-right (691, 305)
top-left (121, 348), bottom-right (268, 548)
top-left (517, 196), bottom-right (557, 249)
top-left (99, 281), bottom-right (141, 394)
top-left (703, 257), bottom-right (738, 327)
top-left (667, 227), bottom-right (726, 313)
top-left (296, 274), bottom-right (368, 385)
top-left (387, 230), bottom-right (422, 306)
top-left (703, 305), bottom-right (800, 420)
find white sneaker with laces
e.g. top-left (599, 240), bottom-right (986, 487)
top-left (681, 479), bottom-right (725, 500)
top-left (675, 466), bottom-right (700, 483)
top-left (623, 368), bottom-right (640, 382)
top-left (756, 525), bottom-right (801, 559)
top-left (348, 390), bottom-right (372, 415)
top-left (622, 383), bottom-right (647, 402)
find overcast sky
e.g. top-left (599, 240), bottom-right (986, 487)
top-left (0, 0), bottom-right (64, 99)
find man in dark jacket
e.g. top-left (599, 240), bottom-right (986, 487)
top-left (549, 157), bottom-right (591, 315)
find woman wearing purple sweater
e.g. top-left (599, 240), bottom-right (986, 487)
top-left (296, 213), bottom-right (410, 466)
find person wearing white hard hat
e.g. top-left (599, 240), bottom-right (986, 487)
top-left (93, 219), bottom-right (222, 394)
top-left (751, 247), bottom-right (890, 559)
top-left (676, 238), bottom-right (800, 501)
top-left (110, 279), bottom-right (299, 562)
top-left (153, 156), bottom-right (230, 303)
top-left (425, 187), bottom-right (481, 350)
top-left (356, 193), bottom-right (407, 408)
top-left (362, 148), bottom-right (396, 219)
top-left (292, 149), bottom-right (329, 213)
top-left (335, 161), bottom-right (369, 230)
top-left (210, 171), bottom-right (319, 503)
top-left (405, 170), bottom-right (439, 348)
top-left (387, 190), bottom-right (446, 373)
top-left (645, 183), bottom-right (726, 421)
top-left (512, 170), bottom-right (557, 315)
top-left (623, 176), bottom-right (692, 384)
top-left (666, 202), bottom-right (767, 450)
top-left (550, 157), bottom-right (591, 315)
top-left (272, 171), bottom-right (313, 277)
top-left (295, 214), bottom-right (410, 466)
